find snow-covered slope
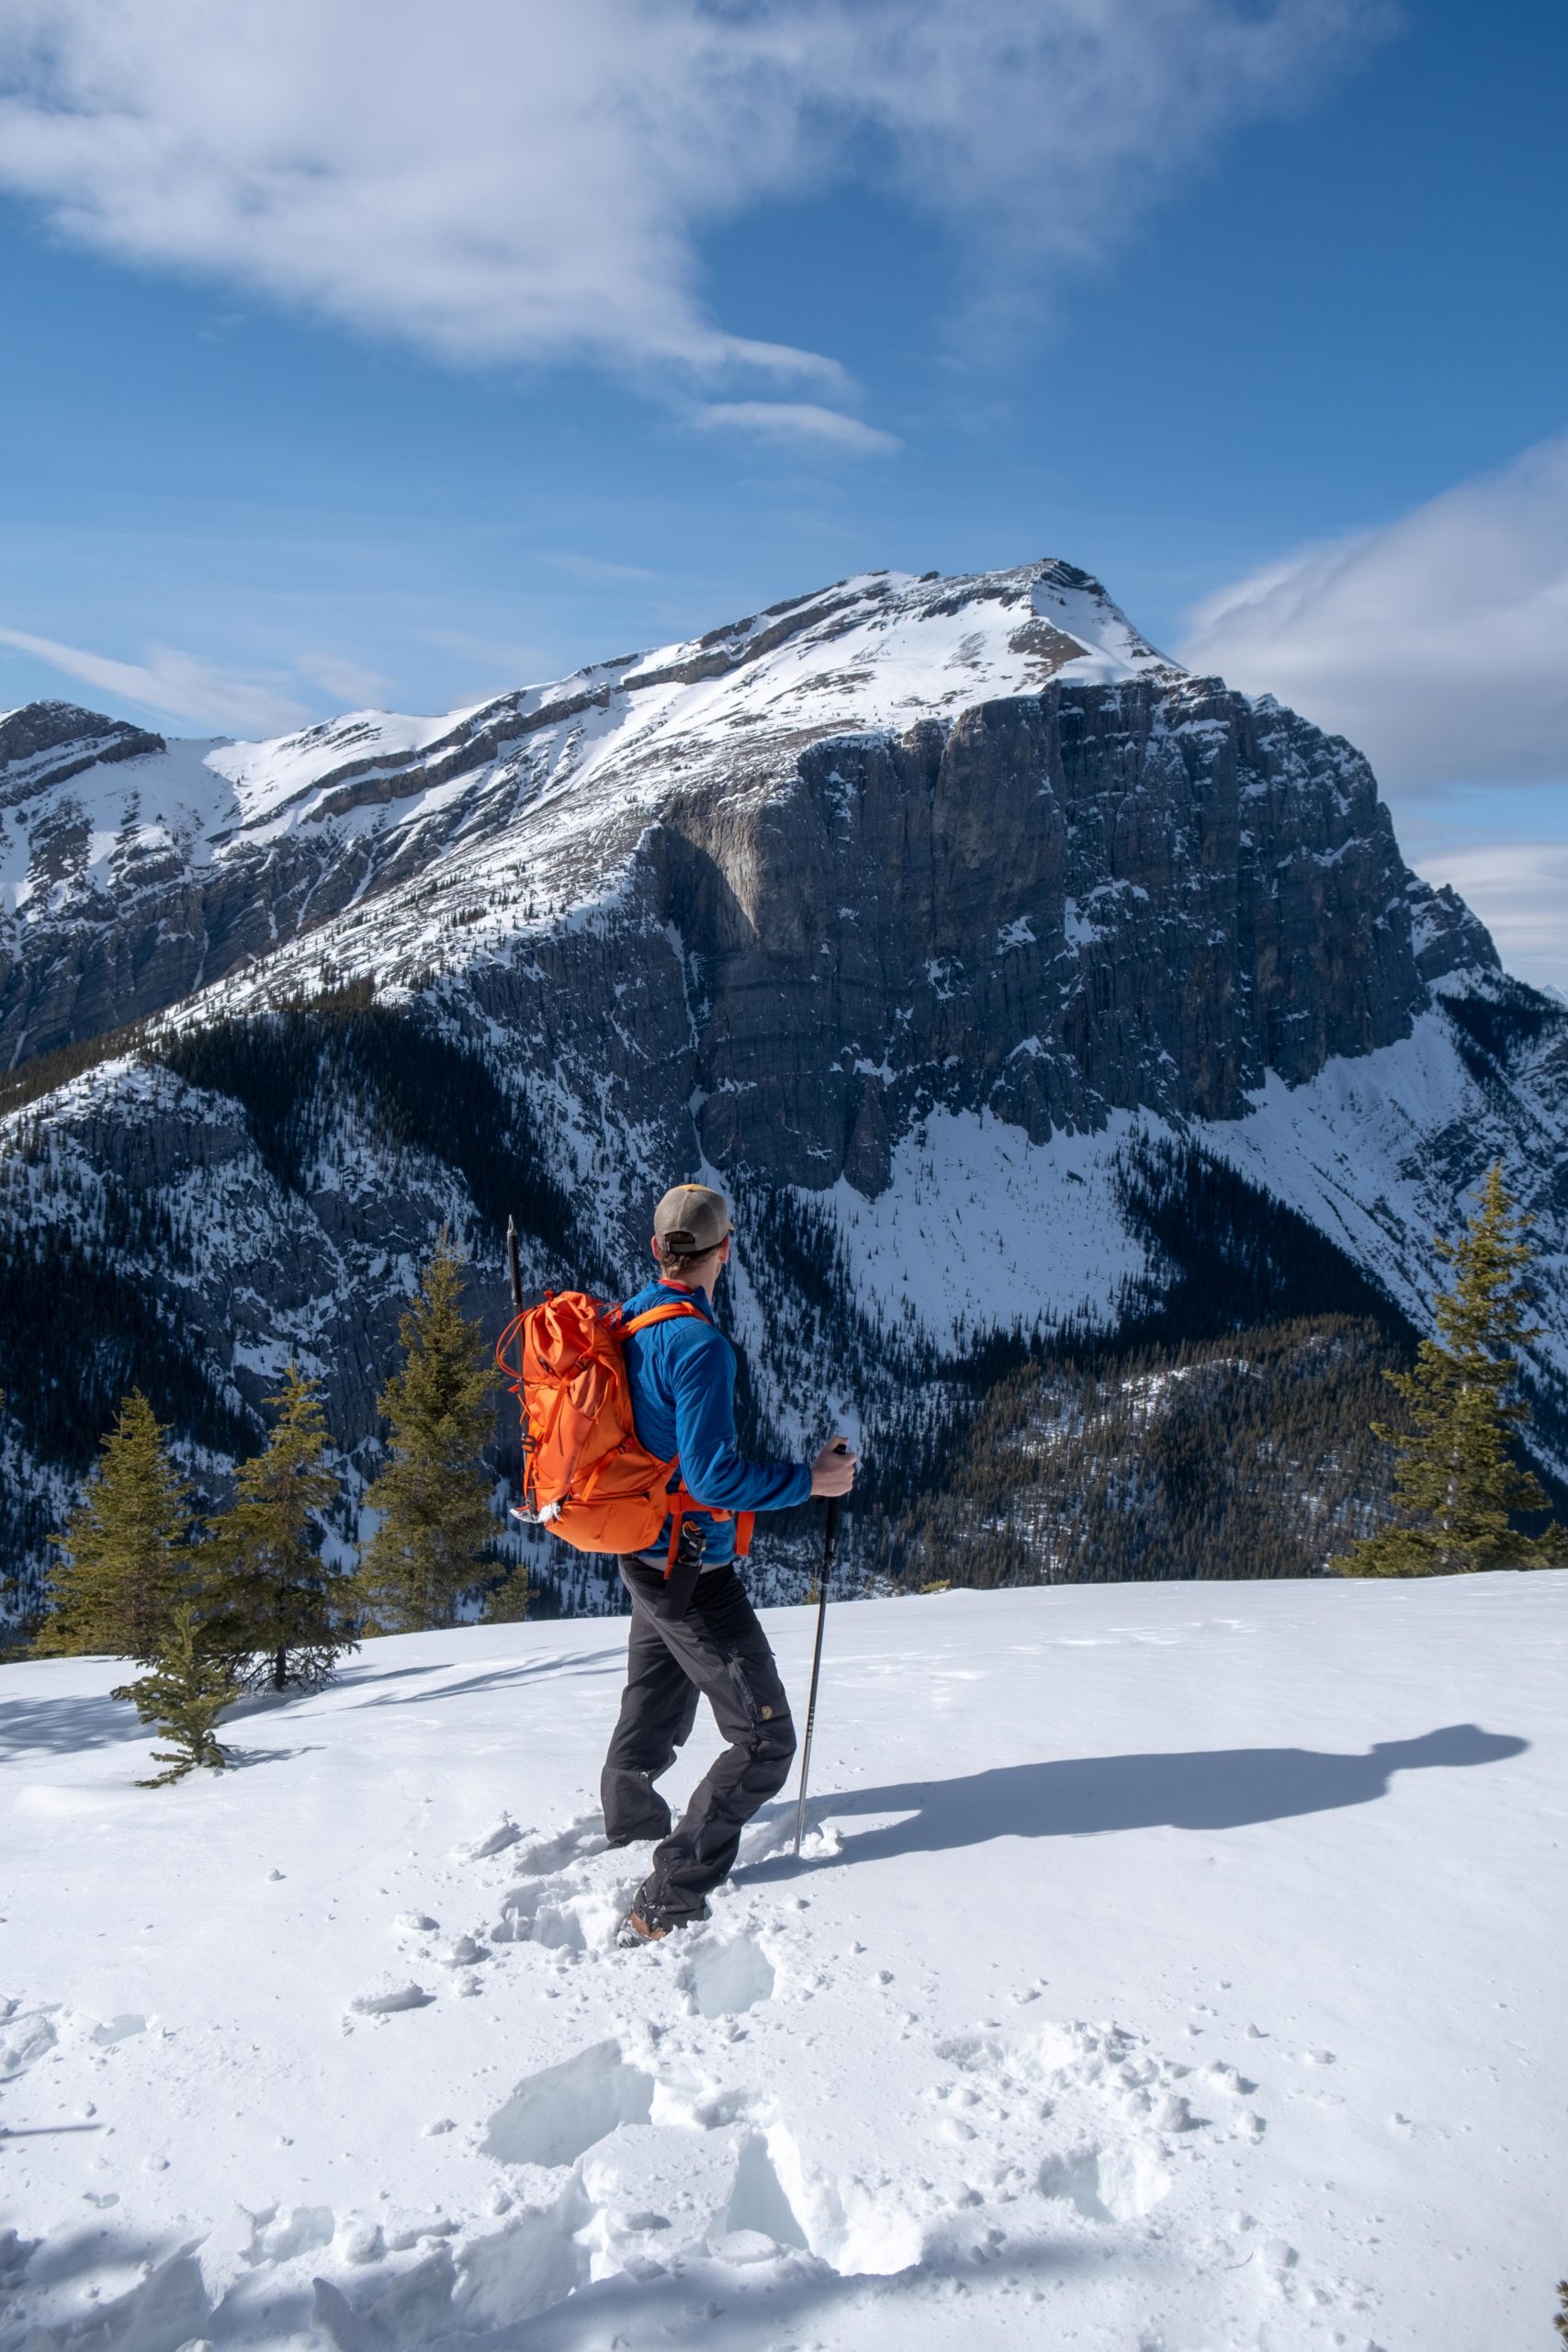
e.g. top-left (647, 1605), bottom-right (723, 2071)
top-left (1, 1576), bottom-right (1562, 2350)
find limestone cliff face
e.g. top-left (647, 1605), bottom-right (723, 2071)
top-left (0, 560), bottom-right (1556, 1605)
top-left (642, 674), bottom-right (1480, 1193)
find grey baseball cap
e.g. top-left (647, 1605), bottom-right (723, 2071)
top-left (653, 1182), bottom-right (731, 1255)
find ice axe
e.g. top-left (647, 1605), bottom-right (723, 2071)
top-left (793, 1443), bottom-right (848, 1858)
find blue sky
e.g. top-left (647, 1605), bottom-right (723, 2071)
top-left (1, 0), bottom-right (1564, 984)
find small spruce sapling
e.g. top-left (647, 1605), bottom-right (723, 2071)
top-left (37, 1391), bottom-right (195, 1659)
top-left (357, 1232), bottom-right (499, 1631)
top-left (1337, 1164), bottom-right (1563, 1577)
top-left (112, 1601), bottom-right (241, 1786)
top-left (206, 1364), bottom-right (355, 1690)
top-left (480, 1562), bottom-right (533, 1623)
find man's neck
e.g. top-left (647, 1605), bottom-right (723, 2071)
top-left (659, 1271), bottom-right (720, 1306)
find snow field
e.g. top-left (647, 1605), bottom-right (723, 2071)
top-left (1, 1573), bottom-right (1563, 2350)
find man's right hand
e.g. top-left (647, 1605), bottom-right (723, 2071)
top-left (810, 1437), bottom-right (859, 1498)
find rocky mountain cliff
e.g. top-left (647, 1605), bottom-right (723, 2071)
top-left (2, 560), bottom-right (1563, 1604)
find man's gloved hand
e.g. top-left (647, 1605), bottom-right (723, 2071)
top-left (810, 1436), bottom-right (858, 1498)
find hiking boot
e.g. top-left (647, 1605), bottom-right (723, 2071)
top-left (616, 1899), bottom-right (710, 1948)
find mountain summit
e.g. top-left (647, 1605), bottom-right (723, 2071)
top-left (1, 558), bottom-right (1563, 1594)
top-left (1, 560), bottom-right (1173, 1066)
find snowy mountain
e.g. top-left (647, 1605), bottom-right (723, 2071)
top-left (1, 558), bottom-right (1565, 1589)
top-left (2, 1574), bottom-right (1563, 2349)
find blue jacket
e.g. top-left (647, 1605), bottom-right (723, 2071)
top-left (620, 1278), bottom-right (811, 1565)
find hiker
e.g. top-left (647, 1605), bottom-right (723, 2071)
top-left (604, 1182), bottom-right (857, 1941)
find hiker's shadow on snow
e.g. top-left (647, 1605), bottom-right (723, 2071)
top-left (350, 1649), bottom-right (625, 1708)
top-left (749, 1724), bottom-right (1528, 1875)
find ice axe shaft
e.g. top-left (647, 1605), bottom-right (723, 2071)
top-left (793, 1464), bottom-right (845, 1858)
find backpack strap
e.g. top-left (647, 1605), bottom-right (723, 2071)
top-left (621, 1300), bottom-right (706, 1338)
top-left (618, 1302), bottom-right (743, 1576)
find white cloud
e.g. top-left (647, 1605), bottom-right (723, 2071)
top-left (423, 625), bottom-right (557, 677)
top-left (692, 402), bottom-right (903, 456)
top-left (296, 650), bottom-right (395, 705)
top-left (0, 0), bottom-right (1381, 422)
top-left (0, 623), bottom-right (308, 735)
top-left (1179, 433), bottom-right (1568, 791)
top-left (1414, 842), bottom-right (1568, 1001)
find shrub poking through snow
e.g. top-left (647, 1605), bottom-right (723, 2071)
top-left (1337, 1163), bottom-right (1564, 1577)
top-left (112, 1599), bottom-right (241, 1785)
top-left (37, 1390), bottom-right (197, 1661)
top-left (356, 1231), bottom-right (500, 1632)
top-left (206, 1364), bottom-right (357, 1690)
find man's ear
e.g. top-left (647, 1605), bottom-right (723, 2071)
top-left (650, 1236), bottom-right (661, 1263)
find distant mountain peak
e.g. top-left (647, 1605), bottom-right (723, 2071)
top-left (0, 699), bottom-right (165, 805)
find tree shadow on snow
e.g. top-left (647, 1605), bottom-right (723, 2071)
top-left (747, 1724), bottom-right (1529, 1876)
top-left (221, 1743), bottom-right (328, 1771)
top-left (0, 1691), bottom-right (147, 1758)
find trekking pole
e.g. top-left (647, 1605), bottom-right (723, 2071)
top-left (506, 1214), bottom-right (523, 1312)
top-left (793, 1448), bottom-right (847, 1858)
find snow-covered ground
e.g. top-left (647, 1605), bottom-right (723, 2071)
top-left (2, 1574), bottom-right (1562, 2351)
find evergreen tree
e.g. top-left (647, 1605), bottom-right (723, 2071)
top-left (1337, 1165), bottom-right (1563, 1577)
top-left (357, 1233), bottom-right (498, 1631)
top-left (37, 1392), bottom-right (194, 1660)
top-left (206, 1365), bottom-right (355, 1690)
top-left (112, 1601), bottom-right (241, 1786)
top-left (480, 1562), bottom-right (533, 1623)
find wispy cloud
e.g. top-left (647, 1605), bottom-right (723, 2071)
top-left (423, 625), bottom-right (557, 680)
top-left (1414, 842), bottom-right (1568, 999)
top-left (692, 402), bottom-right (903, 457)
top-left (0, 0), bottom-right (1384, 440)
top-left (0, 623), bottom-right (308, 735)
top-left (1179, 432), bottom-right (1568, 792)
top-left (296, 650), bottom-right (395, 706)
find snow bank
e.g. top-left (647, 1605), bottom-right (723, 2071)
top-left (1, 1574), bottom-right (1562, 2349)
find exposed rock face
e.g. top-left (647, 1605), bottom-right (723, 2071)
top-left (0, 702), bottom-right (165, 797)
top-left (0, 560), bottom-right (1559, 1607)
top-left (649, 676), bottom-right (1469, 1190)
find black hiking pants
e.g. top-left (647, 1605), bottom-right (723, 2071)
top-left (601, 1561), bottom-right (795, 1928)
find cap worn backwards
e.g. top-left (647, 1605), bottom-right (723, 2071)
top-left (653, 1182), bottom-right (731, 1255)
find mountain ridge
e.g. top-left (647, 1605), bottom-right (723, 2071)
top-left (1, 556), bottom-right (1563, 1606)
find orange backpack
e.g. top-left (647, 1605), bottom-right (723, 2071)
top-left (495, 1291), bottom-right (754, 1571)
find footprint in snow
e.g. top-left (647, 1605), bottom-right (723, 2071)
top-left (454, 1817), bottom-right (523, 1862)
top-left (680, 1931), bottom-right (776, 2019)
top-left (347, 1979), bottom-right (434, 2017)
top-left (0, 2010), bottom-right (57, 2079)
top-left (509, 1814), bottom-right (607, 1876)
